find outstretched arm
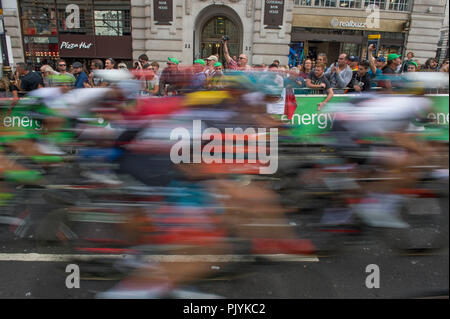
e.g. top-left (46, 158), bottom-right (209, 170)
top-left (368, 44), bottom-right (377, 75)
top-left (223, 40), bottom-right (232, 63)
top-left (318, 88), bottom-right (334, 110)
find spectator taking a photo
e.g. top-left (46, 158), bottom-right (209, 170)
top-left (324, 53), bottom-right (353, 94)
top-left (368, 44), bottom-right (383, 87)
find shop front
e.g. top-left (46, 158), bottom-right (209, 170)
top-left (290, 14), bottom-right (407, 67)
top-left (19, 0), bottom-right (132, 70)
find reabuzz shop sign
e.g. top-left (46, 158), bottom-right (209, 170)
top-left (264, 0), bottom-right (285, 29)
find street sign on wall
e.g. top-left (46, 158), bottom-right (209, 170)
top-left (154, 0), bottom-right (173, 25)
top-left (264, 0), bottom-right (284, 29)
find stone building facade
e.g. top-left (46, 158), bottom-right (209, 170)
top-left (405, 0), bottom-right (448, 62)
top-left (436, 0), bottom-right (449, 63)
top-left (2, 0), bottom-right (25, 65)
top-left (131, 0), bottom-right (294, 66)
top-left (1, 0), bottom-right (448, 69)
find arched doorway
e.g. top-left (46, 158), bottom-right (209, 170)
top-left (194, 5), bottom-right (243, 64)
top-left (200, 16), bottom-right (240, 65)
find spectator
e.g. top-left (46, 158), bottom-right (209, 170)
top-left (15, 62), bottom-right (44, 94)
top-left (381, 53), bottom-right (402, 92)
top-left (268, 63), bottom-right (284, 88)
top-left (105, 58), bottom-right (116, 70)
top-left (118, 62), bottom-right (128, 70)
top-left (424, 58), bottom-right (438, 71)
top-left (299, 58), bottom-right (313, 79)
top-left (324, 53), bottom-right (353, 93)
top-left (159, 57), bottom-right (180, 96)
top-left (72, 61), bottom-right (89, 88)
top-left (151, 61), bottom-right (161, 77)
top-left (406, 61), bottom-right (418, 73)
top-left (273, 60), bottom-right (280, 67)
top-left (305, 62), bottom-right (333, 110)
top-left (350, 60), bottom-right (371, 93)
top-left (383, 53), bottom-right (402, 75)
top-left (348, 56), bottom-right (359, 71)
top-left (209, 62), bottom-right (224, 89)
top-left (213, 62), bottom-right (223, 74)
top-left (191, 59), bottom-right (207, 90)
top-left (56, 59), bottom-right (76, 82)
top-left (281, 65), bottom-right (290, 73)
top-left (401, 51), bottom-right (415, 72)
top-left (205, 55), bottom-right (218, 78)
top-left (285, 67), bottom-right (302, 90)
top-left (89, 59), bottom-right (105, 87)
top-left (138, 54), bottom-right (150, 69)
top-left (223, 39), bottom-right (251, 71)
top-left (40, 64), bottom-right (59, 87)
top-left (413, 59), bottom-right (422, 70)
top-left (252, 64), bottom-right (265, 71)
top-left (440, 59), bottom-right (449, 72)
top-left (317, 53), bottom-right (328, 70)
top-left (368, 45), bottom-right (383, 87)
top-left (0, 74), bottom-right (18, 99)
top-left (143, 64), bottom-right (160, 95)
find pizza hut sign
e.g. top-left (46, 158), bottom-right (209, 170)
top-left (59, 35), bottom-right (96, 57)
top-left (60, 41), bottom-right (93, 50)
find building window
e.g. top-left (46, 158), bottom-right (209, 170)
top-left (339, 0), bottom-right (362, 8)
top-left (94, 10), bottom-right (125, 36)
top-left (364, 0), bottom-right (386, 10)
top-left (314, 0), bottom-right (337, 7)
top-left (341, 43), bottom-right (360, 57)
top-left (94, 0), bottom-right (131, 36)
top-left (387, 0), bottom-right (410, 11)
top-left (20, 1), bottom-right (58, 36)
top-left (294, 0), bottom-right (313, 5)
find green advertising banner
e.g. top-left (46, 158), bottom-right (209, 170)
top-left (281, 95), bottom-right (449, 143)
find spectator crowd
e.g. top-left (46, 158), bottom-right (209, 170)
top-left (1, 39), bottom-right (449, 109)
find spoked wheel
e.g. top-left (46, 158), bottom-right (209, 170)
top-left (382, 195), bottom-right (449, 253)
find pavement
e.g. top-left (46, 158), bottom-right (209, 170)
top-left (0, 232), bottom-right (447, 299)
top-left (0, 183), bottom-right (447, 299)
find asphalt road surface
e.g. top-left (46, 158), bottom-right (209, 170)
top-left (0, 230), bottom-right (447, 299)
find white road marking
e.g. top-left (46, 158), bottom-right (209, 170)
top-left (0, 253), bottom-right (319, 263)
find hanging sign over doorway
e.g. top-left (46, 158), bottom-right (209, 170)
top-left (264, 0), bottom-right (284, 29)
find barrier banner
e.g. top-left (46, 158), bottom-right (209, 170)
top-left (280, 95), bottom-right (449, 143)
